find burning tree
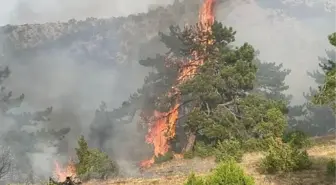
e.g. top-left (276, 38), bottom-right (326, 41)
top-left (52, 135), bottom-right (118, 183)
top-left (111, 0), bottom-right (288, 168)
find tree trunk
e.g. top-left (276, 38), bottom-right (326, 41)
top-left (184, 131), bottom-right (196, 152)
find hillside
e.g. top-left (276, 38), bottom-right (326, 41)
top-left (0, 0), bottom-right (200, 66)
top-left (84, 135), bottom-right (336, 185)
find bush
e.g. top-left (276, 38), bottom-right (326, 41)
top-left (75, 136), bottom-right (118, 180)
top-left (184, 160), bottom-right (255, 185)
top-left (282, 130), bottom-right (310, 149)
top-left (193, 141), bottom-right (214, 158)
top-left (242, 137), bottom-right (272, 152)
top-left (184, 172), bottom-right (205, 185)
top-left (326, 158), bottom-right (336, 177)
top-left (260, 138), bottom-right (312, 173)
top-left (214, 139), bottom-right (243, 162)
top-left (182, 141), bottom-right (214, 159)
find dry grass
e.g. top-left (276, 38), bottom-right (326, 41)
top-left (85, 135), bottom-right (336, 185)
top-left (243, 135), bottom-right (336, 185)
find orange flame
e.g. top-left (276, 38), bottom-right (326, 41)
top-left (140, 0), bottom-right (216, 168)
top-left (54, 159), bottom-right (77, 182)
top-left (199, 0), bottom-right (216, 27)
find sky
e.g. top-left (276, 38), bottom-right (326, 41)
top-left (0, 0), bottom-right (334, 106)
top-left (216, 0), bottom-right (335, 104)
top-left (0, 0), bottom-right (176, 25)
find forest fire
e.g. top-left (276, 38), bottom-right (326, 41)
top-left (54, 160), bottom-right (77, 182)
top-left (140, 0), bottom-right (216, 169)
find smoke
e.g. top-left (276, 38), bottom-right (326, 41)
top-left (216, 0), bottom-right (334, 104)
top-left (3, 0), bottom-right (175, 25)
top-left (0, 0), bottom-right (180, 181)
top-left (0, 0), bottom-right (333, 182)
top-left (0, 44), bottom-right (151, 179)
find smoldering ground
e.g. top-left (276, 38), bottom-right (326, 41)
top-left (0, 0), bottom-right (334, 182)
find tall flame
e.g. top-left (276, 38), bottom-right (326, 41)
top-left (140, 0), bottom-right (216, 168)
top-left (54, 159), bottom-right (77, 182)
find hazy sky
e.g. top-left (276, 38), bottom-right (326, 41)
top-left (0, 0), bottom-right (334, 106)
top-left (217, 0), bottom-right (335, 104)
top-left (0, 0), bottom-right (176, 25)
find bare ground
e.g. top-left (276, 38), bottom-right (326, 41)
top-left (85, 135), bottom-right (336, 185)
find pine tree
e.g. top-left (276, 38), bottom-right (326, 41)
top-left (289, 33), bottom-right (335, 135)
top-left (135, 21), bottom-right (287, 151)
top-left (0, 66), bottom-right (24, 112)
top-left (110, 21), bottom-right (288, 154)
top-left (75, 135), bottom-right (90, 175)
top-left (75, 136), bottom-right (118, 179)
top-left (254, 57), bottom-right (292, 103)
top-left (0, 65), bottom-right (70, 180)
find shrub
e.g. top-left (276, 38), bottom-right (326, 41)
top-left (184, 160), bottom-right (255, 185)
top-left (242, 137), bottom-right (272, 152)
top-left (193, 141), bottom-right (214, 158)
top-left (282, 130), bottom-right (310, 149)
top-left (326, 158), bottom-right (336, 177)
top-left (184, 172), bottom-right (205, 185)
top-left (75, 136), bottom-right (118, 180)
top-left (260, 138), bottom-right (312, 173)
top-left (214, 139), bottom-right (243, 162)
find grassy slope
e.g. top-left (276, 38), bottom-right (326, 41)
top-left (85, 135), bottom-right (335, 185)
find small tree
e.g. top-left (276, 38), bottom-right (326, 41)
top-left (312, 32), bottom-right (336, 113)
top-left (75, 136), bottom-right (90, 175)
top-left (75, 136), bottom-right (118, 180)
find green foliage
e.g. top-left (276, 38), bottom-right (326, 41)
top-left (312, 32), bottom-right (336, 113)
top-left (329, 32), bottom-right (336, 46)
top-left (313, 67), bottom-right (336, 112)
top-left (182, 141), bottom-right (214, 159)
top-left (171, 22), bottom-right (287, 155)
top-left (294, 38), bottom-right (336, 135)
top-left (75, 136), bottom-right (118, 180)
top-left (184, 173), bottom-right (205, 185)
top-left (154, 151), bottom-right (174, 164)
top-left (193, 141), bottom-right (214, 158)
top-left (260, 138), bottom-right (312, 173)
top-left (239, 95), bottom-right (287, 139)
top-left (116, 19), bottom-right (288, 163)
top-left (183, 94), bottom-right (288, 151)
top-left (184, 160), bottom-right (255, 185)
top-left (242, 137), bottom-right (271, 152)
top-left (282, 130), bottom-right (310, 149)
top-left (214, 139), bottom-right (243, 162)
top-left (326, 158), bottom-right (336, 177)
top-left (254, 59), bottom-right (292, 103)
